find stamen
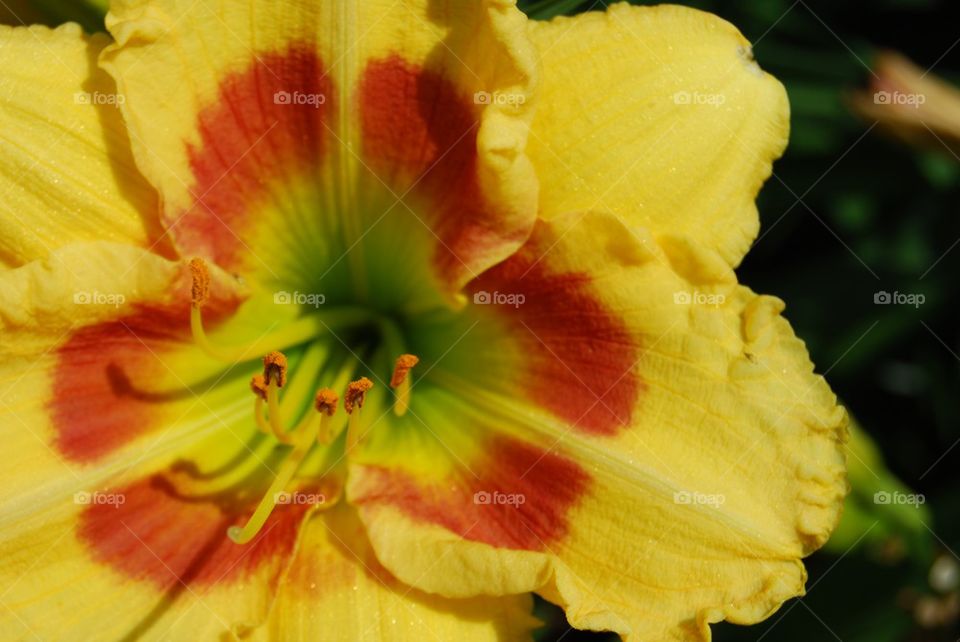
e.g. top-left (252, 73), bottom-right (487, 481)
top-left (189, 257), bottom-right (237, 362)
top-left (263, 352), bottom-right (293, 444)
top-left (186, 259), bottom-right (379, 365)
top-left (314, 388), bottom-right (338, 444)
top-left (227, 393), bottom-right (330, 545)
top-left (250, 374), bottom-right (270, 435)
top-left (263, 351), bottom-right (288, 387)
top-left (189, 257), bottom-right (210, 307)
top-left (344, 377), bottom-right (374, 454)
top-left (344, 377), bottom-right (373, 414)
top-left (390, 354), bottom-right (419, 417)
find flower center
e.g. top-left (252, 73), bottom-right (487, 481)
top-left (188, 258), bottom-right (421, 543)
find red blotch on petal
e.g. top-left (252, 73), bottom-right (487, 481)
top-left (175, 46), bottom-right (333, 268)
top-left (79, 474), bottom-right (312, 588)
top-left (359, 56), bottom-right (520, 285)
top-left (354, 436), bottom-right (589, 549)
top-left (51, 304), bottom-right (191, 462)
top-left (50, 267), bottom-right (238, 463)
top-left (468, 244), bottom-right (643, 436)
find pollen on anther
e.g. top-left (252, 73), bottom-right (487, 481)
top-left (315, 388), bottom-right (339, 416)
top-left (263, 351), bottom-right (288, 387)
top-left (189, 257), bottom-right (210, 307)
top-left (344, 377), bottom-right (374, 414)
top-left (390, 354), bottom-right (419, 388)
top-left (249, 374), bottom-right (268, 401)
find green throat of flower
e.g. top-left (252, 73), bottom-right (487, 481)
top-left (188, 257), bottom-right (424, 545)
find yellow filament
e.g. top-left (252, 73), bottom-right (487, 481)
top-left (265, 382), bottom-right (293, 445)
top-left (226, 418), bottom-right (323, 545)
top-left (393, 377), bottom-right (411, 417)
top-left (345, 408), bottom-right (364, 454)
top-left (253, 396), bottom-right (271, 435)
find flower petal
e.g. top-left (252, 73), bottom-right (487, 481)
top-left (0, 242), bottom-right (255, 529)
top-left (0, 24), bottom-right (161, 268)
top-left (525, 4), bottom-right (789, 267)
top-left (100, 0), bottom-right (538, 293)
top-left (349, 212), bottom-right (847, 640)
top-left (0, 453), bottom-right (318, 640)
top-left (246, 505), bottom-right (539, 642)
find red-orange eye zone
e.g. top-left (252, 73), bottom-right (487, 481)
top-left (51, 46), bottom-right (643, 585)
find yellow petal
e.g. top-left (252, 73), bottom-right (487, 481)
top-left (0, 461), bottom-right (315, 641)
top-left (0, 242), bottom-right (254, 526)
top-left (100, 0), bottom-right (538, 292)
top-left (526, 4), bottom-right (789, 267)
top-left (0, 24), bottom-right (160, 268)
top-left (349, 211), bottom-right (847, 640)
top-left (246, 505), bottom-right (538, 642)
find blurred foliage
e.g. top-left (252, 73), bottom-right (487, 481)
top-left (0, 0), bottom-right (105, 32)
top-left (2, 0), bottom-right (958, 639)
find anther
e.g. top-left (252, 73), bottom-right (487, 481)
top-left (315, 388), bottom-right (338, 444)
top-left (344, 377), bottom-right (373, 414)
top-left (315, 388), bottom-right (338, 416)
top-left (189, 257), bottom-right (210, 307)
top-left (390, 354), bottom-right (419, 417)
top-left (390, 354), bottom-right (419, 387)
top-left (263, 351), bottom-right (288, 387)
top-left (344, 377), bottom-right (374, 454)
top-left (249, 374), bottom-right (267, 401)
top-left (262, 351), bottom-right (292, 444)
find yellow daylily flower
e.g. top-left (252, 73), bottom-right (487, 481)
top-left (0, 2), bottom-right (847, 641)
